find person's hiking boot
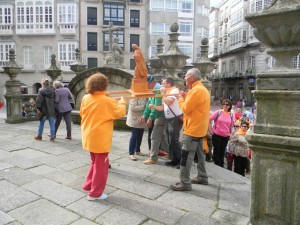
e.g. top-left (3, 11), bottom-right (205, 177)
top-left (170, 182), bottom-right (192, 191)
top-left (191, 177), bottom-right (208, 185)
top-left (34, 136), bottom-right (42, 141)
top-left (144, 158), bottom-right (157, 165)
top-left (165, 161), bottom-right (179, 167)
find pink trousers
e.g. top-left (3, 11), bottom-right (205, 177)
top-left (82, 152), bottom-right (109, 198)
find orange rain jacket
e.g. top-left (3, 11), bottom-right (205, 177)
top-left (178, 81), bottom-right (210, 138)
top-left (80, 91), bottom-right (126, 153)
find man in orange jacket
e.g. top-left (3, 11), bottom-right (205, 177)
top-left (170, 68), bottom-right (210, 191)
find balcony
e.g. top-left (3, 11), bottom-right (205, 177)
top-left (0, 25), bottom-right (13, 35)
top-left (16, 24), bottom-right (55, 35)
top-left (59, 61), bottom-right (73, 71)
top-left (58, 23), bottom-right (77, 35)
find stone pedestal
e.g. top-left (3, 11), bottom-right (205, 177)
top-left (131, 78), bottom-right (149, 94)
top-left (4, 80), bottom-right (23, 123)
top-left (245, 2), bottom-right (300, 224)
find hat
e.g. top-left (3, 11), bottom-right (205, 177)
top-left (147, 75), bottom-right (154, 84)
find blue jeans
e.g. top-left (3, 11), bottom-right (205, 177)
top-left (38, 116), bottom-right (55, 138)
top-left (129, 128), bottom-right (144, 155)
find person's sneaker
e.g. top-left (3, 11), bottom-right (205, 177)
top-left (191, 177), bottom-right (208, 185)
top-left (34, 136), bottom-right (42, 140)
top-left (65, 136), bottom-right (72, 140)
top-left (170, 182), bottom-right (192, 191)
top-left (144, 158), bottom-right (157, 165)
top-left (158, 150), bottom-right (168, 157)
top-left (165, 161), bottom-right (178, 167)
top-left (48, 135), bottom-right (56, 138)
top-left (87, 194), bottom-right (108, 201)
top-left (50, 138), bottom-right (55, 142)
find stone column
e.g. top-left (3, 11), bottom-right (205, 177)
top-left (2, 49), bottom-right (23, 123)
top-left (245, 1), bottom-right (300, 224)
top-left (193, 38), bottom-right (215, 94)
top-left (45, 54), bottom-right (62, 84)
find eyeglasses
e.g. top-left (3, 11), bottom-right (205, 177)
top-left (234, 125), bottom-right (240, 128)
top-left (242, 126), bottom-right (248, 128)
top-left (223, 104), bottom-right (230, 106)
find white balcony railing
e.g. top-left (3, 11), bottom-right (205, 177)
top-left (0, 25), bottom-right (13, 35)
top-left (58, 23), bottom-right (77, 35)
top-left (59, 61), bottom-right (73, 71)
top-left (16, 24), bottom-right (55, 34)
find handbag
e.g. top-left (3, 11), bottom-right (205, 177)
top-left (167, 105), bottom-right (183, 124)
top-left (36, 110), bottom-right (43, 120)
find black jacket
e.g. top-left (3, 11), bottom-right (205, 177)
top-left (36, 86), bottom-right (55, 117)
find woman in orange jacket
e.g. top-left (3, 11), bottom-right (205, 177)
top-left (80, 73), bottom-right (126, 201)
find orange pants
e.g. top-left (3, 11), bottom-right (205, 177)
top-left (82, 152), bottom-right (109, 198)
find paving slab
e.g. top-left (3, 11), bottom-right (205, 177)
top-left (0, 180), bottom-right (39, 212)
top-left (157, 190), bottom-right (216, 218)
top-left (0, 167), bottom-right (41, 185)
top-left (219, 183), bottom-right (250, 216)
top-left (12, 148), bottom-right (50, 159)
top-left (42, 169), bottom-right (79, 185)
top-left (110, 162), bottom-right (154, 179)
top-left (22, 178), bottom-right (85, 207)
top-left (67, 197), bottom-right (113, 220)
top-left (27, 164), bottom-right (60, 175)
top-left (70, 218), bottom-right (99, 225)
top-left (211, 209), bottom-right (250, 225)
top-left (106, 190), bottom-right (185, 224)
top-left (95, 206), bottom-right (147, 225)
top-left (107, 172), bottom-right (168, 200)
top-left (56, 159), bottom-right (89, 171)
top-left (8, 199), bottom-right (80, 225)
top-left (0, 210), bottom-right (14, 224)
top-left (176, 212), bottom-right (230, 225)
top-left (0, 161), bottom-right (14, 171)
top-left (4, 154), bottom-right (43, 169)
top-left (0, 141), bottom-right (27, 152)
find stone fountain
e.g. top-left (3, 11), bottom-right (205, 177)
top-left (148, 37), bottom-right (164, 76)
top-left (193, 38), bottom-right (216, 94)
top-left (2, 49), bottom-right (23, 123)
top-left (70, 48), bottom-right (87, 75)
top-left (158, 23), bottom-right (189, 87)
top-left (245, 1), bottom-right (300, 224)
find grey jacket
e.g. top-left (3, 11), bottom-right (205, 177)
top-left (36, 86), bottom-right (55, 117)
top-left (55, 87), bottom-right (73, 113)
top-left (126, 99), bottom-right (147, 129)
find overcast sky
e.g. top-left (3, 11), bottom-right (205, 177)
top-left (210, 0), bottom-right (222, 7)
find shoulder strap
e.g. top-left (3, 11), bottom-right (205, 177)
top-left (167, 105), bottom-right (178, 117)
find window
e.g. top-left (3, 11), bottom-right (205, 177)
top-left (179, 21), bottom-right (193, 37)
top-left (87, 7), bottom-right (97, 25)
top-left (293, 54), bottom-right (300, 69)
top-left (250, 56), bottom-right (255, 68)
top-left (130, 35), bottom-right (139, 52)
top-left (130, 10), bottom-right (140, 27)
top-left (87, 58), bottom-right (98, 69)
top-left (103, 3), bottom-right (124, 25)
top-left (230, 59), bottom-right (235, 72)
top-left (23, 46), bottom-right (32, 69)
top-left (0, 42), bottom-right (15, 67)
top-left (58, 41), bottom-right (77, 70)
top-left (250, 0), bottom-right (272, 13)
top-left (197, 5), bottom-right (209, 16)
top-left (130, 0), bottom-right (142, 3)
top-left (222, 61), bottom-right (227, 73)
top-left (178, 43), bottom-right (192, 60)
top-left (196, 27), bottom-right (208, 38)
top-left (44, 46), bottom-right (52, 68)
top-left (0, 5), bottom-right (13, 27)
top-left (179, 0), bottom-right (193, 13)
top-left (58, 4), bottom-right (76, 23)
top-left (150, 23), bottom-right (170, 35)
top-left (88, 32), bottom-right (97, 51)
top-left (16, 0), bottom-right (54, 33)
top-left (150, 0), bottom-right (177, 12)
top-left (239, 59), bottom-right (244, 71)
top-left (103, 29), bottom-right (124, 51)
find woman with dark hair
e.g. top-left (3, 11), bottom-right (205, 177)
top-left (209, 99), bottom-right (234, 167)
top-left (80, 72), bottom-right (126, 201)
top-left (227, 121), bottom-right (249, 176)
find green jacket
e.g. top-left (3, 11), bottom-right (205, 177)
top-left (143, 83), bottom-right (164, 120)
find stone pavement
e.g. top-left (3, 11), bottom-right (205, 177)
top-left (0, 108), bottom-right (250, 225)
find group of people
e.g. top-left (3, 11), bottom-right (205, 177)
top-left (80, 68), bottom-right (211, 200)
top-left (34, 78), bottom-right (74, 141)
top-left (209, 98), bottom-right (254, 176)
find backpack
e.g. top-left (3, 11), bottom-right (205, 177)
top-left (227, 134), bottom-right (249, 157)
top-left (214, 110), bottom-right (233, 132)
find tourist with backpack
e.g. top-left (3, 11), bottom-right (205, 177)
top-left (209, 99), bottom-right (234, 168)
